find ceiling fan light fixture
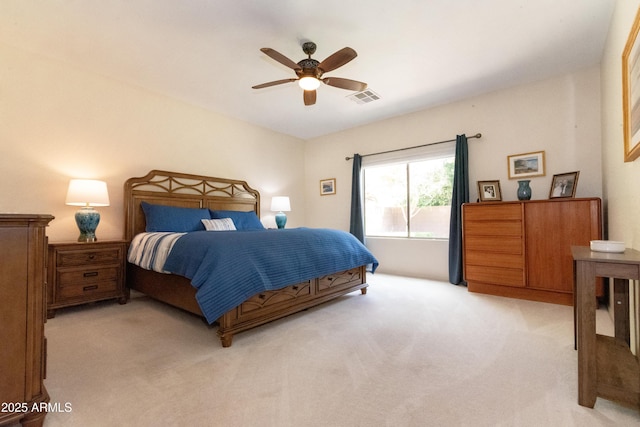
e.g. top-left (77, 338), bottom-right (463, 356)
top-left (298, 76), bottom-right (320, 90)
top-left (254, 43), bottom-right (365, 105)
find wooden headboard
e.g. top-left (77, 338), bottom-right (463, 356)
top-left (124, 170), bottom-right (260, 241)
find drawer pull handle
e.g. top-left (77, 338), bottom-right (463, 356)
top-left (83, 285), bottom-right (98, 291)
top-left (327, 277), bottom-right (333, 281)
top-left (258, 294), bottom-right (266, 299)
top-left (292, 285), bottom-right (298, 290)
top-left (88, 254), bottom-right (95, 260)
top-left (83, 271), bottom-right (99, 277)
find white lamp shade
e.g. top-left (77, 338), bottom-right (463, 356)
top-left (271, 196), bottom-right (291, 212)
top-left (65, 179), bottom-right (110, 207)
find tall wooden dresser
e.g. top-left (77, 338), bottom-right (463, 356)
top-left (0, 214), bottom-right (53, 427)
top-left (462, 198), bottom-right (602, 305)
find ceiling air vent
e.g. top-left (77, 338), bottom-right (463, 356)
top-left (347, 89), bottom-right (381, 104)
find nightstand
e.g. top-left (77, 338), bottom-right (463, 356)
top-left (47, 240), bottom-right (128, 318)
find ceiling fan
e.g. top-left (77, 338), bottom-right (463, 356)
top-left (252, 41), bottom-right (367, 106)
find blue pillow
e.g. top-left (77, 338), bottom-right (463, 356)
top-left (209, 210), bottom-right (265, 230)
top-left (141, 202), bottom-right (211, 232)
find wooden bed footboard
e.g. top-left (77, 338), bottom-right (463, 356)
top-left (127, 263), bottom-right (367, 347)
top-left (217, 265), bottom-right (367, 347)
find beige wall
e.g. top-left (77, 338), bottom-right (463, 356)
top-left (601, 0), bottom-right (640, 249)
top-left (0, 42), bottom-right (305, 242)
top-left (305, 68), bottom-right (603, 280)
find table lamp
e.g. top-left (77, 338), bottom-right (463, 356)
top-left (271, 196), bottom-right (291, 229)
top-left (65, 179), bottom-right (110, 242)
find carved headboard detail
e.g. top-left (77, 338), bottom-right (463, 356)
top-left (124, 170), bottom-right (260, 240)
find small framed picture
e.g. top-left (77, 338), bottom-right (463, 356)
top-left (477, 180), bottom-right (502, 202)
top-left (507, 151), bottom-right (545, 179)
top-left (549, 171), bottom-right (579, 198)
top-left (320, 178), bottom-right (336, 195)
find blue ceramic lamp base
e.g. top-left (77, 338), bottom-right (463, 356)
top-left (275, 212), bottom-right (287, 229)
top-left (75, 207), bottom-right (101, 242)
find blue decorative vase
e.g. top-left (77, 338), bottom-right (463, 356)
top-left (517, 180), bottom-right (532, 200)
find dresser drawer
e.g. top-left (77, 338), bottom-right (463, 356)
top-left (465, 251), bottom-right (524, 269)
top-left (465, 265), bottom-right (525, 287)
top-left (57, 266), bottom-right (119, 286)
top-left (464, 220), bottom-right (522, 237)
top-left (57, 279), bottom-right (118, 300)
top-left (464, 236), bottom-right (523, 254)
top-left (463, 203), bottom-right (522, 221)
top-left (56, 247), bottom-right (121, 267)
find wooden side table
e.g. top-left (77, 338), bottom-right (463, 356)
top-left (47, 240), bottom-right (128, 318)
top-left (572, 245), bottom-right (640, 409)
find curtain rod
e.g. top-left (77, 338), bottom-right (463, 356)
top-left (344, 133), bottom-right (481, 161)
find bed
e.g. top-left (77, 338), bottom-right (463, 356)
top-left (124, 170), bottom-right (377, 347)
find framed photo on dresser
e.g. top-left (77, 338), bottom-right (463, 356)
top-left (477, 180), bottom-right (502, 202)
top-left (549, 171), bottom-right (579, 198)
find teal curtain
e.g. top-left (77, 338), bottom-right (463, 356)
top-left (349, 154), bottom-right (365, 243)
top-left (448, 135), bottom-right (469, 284)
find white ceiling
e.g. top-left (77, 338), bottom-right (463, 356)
top-left (0, 1), bottom-right (615, 140)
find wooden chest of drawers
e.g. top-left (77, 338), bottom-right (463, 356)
top-left (0, 214), bottom-right (53, 427)
top-left (462, 198), bottom-right (603, 305)
top-left (463, 203), bottom-right (526, 288)
top-left (47, 240), bottom-right (128, 318)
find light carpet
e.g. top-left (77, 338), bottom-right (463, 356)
top-left (42, 274), bottom-right (639, 426)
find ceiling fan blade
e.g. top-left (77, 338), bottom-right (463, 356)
top-left (252, 78), bottom-right (298, 89)
top-left (260, 48), bottom-right (302, 71)
top-left (317, 47), bottom-right (357, 73)
top-left (322, 77), bottom-right (367, 92)
top-left (304, 90), bottom-right (316, 106)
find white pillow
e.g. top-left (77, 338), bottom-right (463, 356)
top-left (201, 218), bottom-right (236, 231)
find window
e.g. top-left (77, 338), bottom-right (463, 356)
top-left (363, 145), bottom-right (455, 239)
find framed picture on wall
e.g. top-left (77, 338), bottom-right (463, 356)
top-left (507, 151), bottom-right (546, 179)
top-left (623, 7), bottom-right (640, 162)
top-left (477, 180), bottom-right (502, 202)
top-left (320, 178), bottom-right (336, 195)
top-left (549, 171), bottom-right (579, 198)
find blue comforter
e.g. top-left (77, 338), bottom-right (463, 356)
top-left (163, 228), bottom-right (378, 324)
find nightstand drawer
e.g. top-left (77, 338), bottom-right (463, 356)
top-left (57, 280), bottom-right (118, 300)
top-left (58, 266), bottom-right (119, 286)
top-left (57, 248), bottom-right (121, 267)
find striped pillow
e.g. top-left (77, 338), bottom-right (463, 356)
top-left (201, 218), bottom-right (237, 231)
